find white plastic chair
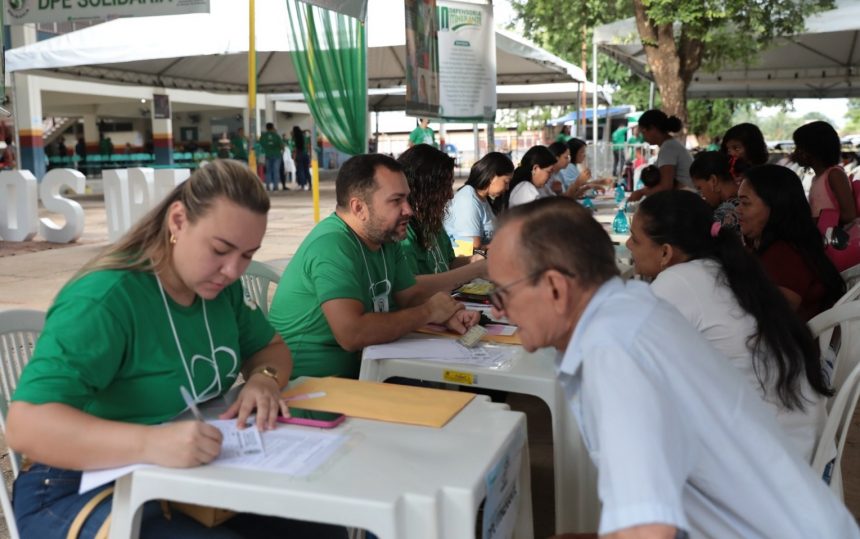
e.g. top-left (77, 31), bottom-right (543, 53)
top-left (240, 261), bottom-right (282, 318)
top-left (0, 309), bottom-right (46, 539)
top-left (842, 263), bottom-right (860, 289)
top-left (809, 301), bottom-right (860, 397)
top-left (811, 360), bottom-right (860, 500)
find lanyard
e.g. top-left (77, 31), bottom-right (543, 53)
top-left (156, 274), bottom-right (218, 402)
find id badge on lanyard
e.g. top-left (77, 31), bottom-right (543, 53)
top-left (370, 280), bottom-right (392, 313)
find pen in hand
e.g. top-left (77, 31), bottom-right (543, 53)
top-left (180, 386), bottom-right (205, 422)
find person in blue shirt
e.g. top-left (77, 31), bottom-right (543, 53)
top-left (443, 152), bottom-right (513, 256)
top-left (486, 196), bottom-right (860, 539)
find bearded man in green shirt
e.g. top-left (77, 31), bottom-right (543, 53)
top-left (269, 154), bottom-right (480, 379)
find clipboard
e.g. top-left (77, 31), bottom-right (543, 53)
top-left (281, 377), bottom-right (475, 428)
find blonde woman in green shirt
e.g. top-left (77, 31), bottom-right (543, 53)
top-left (6, 161), bottom-right (343, 538)
top-left (397, 144), bottom-right (487, 293)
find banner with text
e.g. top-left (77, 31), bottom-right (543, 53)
top-left (405, 0), bottom-right (496, 121)
top-left (4, 0), bottom-right (210, 25)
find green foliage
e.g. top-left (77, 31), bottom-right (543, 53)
top-left (511, 0), bottom-right (834, 127)
top-left (687, 99), bottom-right (744, 138)
top-left (498, 106), bottom-right (571, 134)
top-left (844, 99), bottom-right (860, 134)
top-left (729, 108), bottom-right (836, 142)
top-left (641, 0), bottom-right (833, 72)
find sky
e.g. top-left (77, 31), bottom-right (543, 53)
top-left (490, 0), bottom-right (850, 129)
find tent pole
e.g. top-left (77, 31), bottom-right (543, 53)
top-left (591, 38), bottom-right (598, 173)
top-left (248, 0), bottom-right (257, 174)
top-left (649, 82), bottom-right (655, 109)
top-left (10, 72), bottom-right (20, 171)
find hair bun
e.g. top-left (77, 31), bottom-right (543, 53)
top-left (666, 116), bottom-right (683, 133)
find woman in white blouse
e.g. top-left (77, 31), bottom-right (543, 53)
top-left (626, 189), bottom-right (831, 460)
top-left (506, 145), bottom-right (557, 209)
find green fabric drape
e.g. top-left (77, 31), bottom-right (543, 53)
top-left (286, 0), bottom-right (367, 156)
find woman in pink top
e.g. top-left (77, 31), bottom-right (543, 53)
top-left (793, 121), bottom-right (860, 270)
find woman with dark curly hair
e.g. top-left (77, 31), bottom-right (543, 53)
top-left (398, 144), bottom-right (487, 292)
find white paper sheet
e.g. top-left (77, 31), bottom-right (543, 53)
top-left (79, 420), bottom-right (347, 494)
top-left (363, 338), bottom-right (516, 368)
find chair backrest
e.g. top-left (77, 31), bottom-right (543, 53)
top-left (808, 301), bottom-right (860, 398)
top-left (0, 308), bottom-right (45, 539)
top-left (240, 261), bottom-right (282, 318)
top-left (811, 359), bottom-right (860, 500)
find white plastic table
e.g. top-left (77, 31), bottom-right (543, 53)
top-left (359, 346), bottom-right (600, 534)
top-left (108, 396), bottom-right (533, 539)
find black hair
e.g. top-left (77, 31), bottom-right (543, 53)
top-left (638, 190), bottom-right (832, 408)
top-left (397, 144), bottom-right (455, 250)
top-left (566, 138), bottom-right (587, 160)
top-left (510, 145), bottom-right (557, 191)
top-left (639, 165), bottom-right (661, 188)
top-left (463, 151), bottom-right (514, 192)
top-left (335, 153), bottom-right (404, 208)
top-left (721, 123), bottom-right (769, 166)
top-left (689, 151), bottom-right (733, 183)
top-left (548, 141), bottom-right (569, 158)
top-left (266, 122), bottom-right (275, 130)
top-left (743, 165), bottom-right (845, 309)
top-left (291, 126), bottom-right (305, 152)
top-left (793, 121), bottom-right (841, 168)
top-left (638, 109), bottom-right (683, 134)
top-left (499, 145), bottom-right (557, 212)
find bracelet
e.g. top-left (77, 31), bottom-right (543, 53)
top-left (249, 365), bottom-right (280, 386)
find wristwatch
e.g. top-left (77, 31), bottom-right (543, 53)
top-left (251, 365), bottom-right (280, 385)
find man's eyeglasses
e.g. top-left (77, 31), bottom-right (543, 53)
top-left (488, 268), bottom-right (575, 312)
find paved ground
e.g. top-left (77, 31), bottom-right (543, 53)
top-left (1, 173), bottom-right (859, 537)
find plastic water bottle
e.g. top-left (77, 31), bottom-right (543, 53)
top-left (635, 178), bottom-right (644, 190)
top-left (582, 195), bottom-right (595, 211)
top-left (615, 182), bottom-right (625, 204)
top-left (612, 205), bottom-right (629, 234)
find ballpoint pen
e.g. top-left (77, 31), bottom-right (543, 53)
top-left (180, 386), bottom-right (205, 421)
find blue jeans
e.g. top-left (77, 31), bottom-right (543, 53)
top-left (13, 464), bottom-right (347, 539)
top-left (264, 156), bottom-right (281, 190)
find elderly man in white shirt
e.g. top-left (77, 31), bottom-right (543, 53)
top-left (486, 196), bottom-right (860, 539)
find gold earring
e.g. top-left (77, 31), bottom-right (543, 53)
top-left (170, 234), bottom-right (177, 245)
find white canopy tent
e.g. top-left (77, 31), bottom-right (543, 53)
top-left (593, 0), bottom-right (860, 99)
top-left (271, 82), bottom-right (609, 112)
top-left (5, 0), bottom-right (589, 93)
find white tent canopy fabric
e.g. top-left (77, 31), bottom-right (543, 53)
top-left (5, 0), bottom-right (588, 94)
top-left (271, 82), bottom-right (610, 112)
top-left (593, 0), bottom-right (860, 99)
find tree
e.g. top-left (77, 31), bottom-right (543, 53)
top-left (844, 99), bottom-right (860, 135)
top-left (632, 0), bottom-right (831, 127)
top-left (514, 0), bottom-right (833, 130)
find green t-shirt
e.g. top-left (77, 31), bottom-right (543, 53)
top-left (230, 135), bottom-right (248, 160)
top-left (259, 131), bottom-right (285, 158)
top-left (409, 126), bottom-right (436, 147)
top-left (400, 225), bottom-right (455, 276)
top-left (13, 270), bottom-right (274, 425)
top-left (269, 213), bottom-right (417, 380)
top-left (611, 126), bottom-right (628, 150)
top-left (555, 133), bottom-right (572, 143)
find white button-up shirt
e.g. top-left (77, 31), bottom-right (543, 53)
top-left (557, 277), bottom-right (859, 538)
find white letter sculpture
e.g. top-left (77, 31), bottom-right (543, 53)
top-left (39, 169), bottom-right (86, 243)
top-left (0, 170), bottom-right (38, 242)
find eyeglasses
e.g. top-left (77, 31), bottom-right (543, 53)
top-left (488, 268), bottom-right (575, 312)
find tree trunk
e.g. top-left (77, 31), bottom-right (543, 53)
top-left (631, 0), bottom-right (704, 136)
